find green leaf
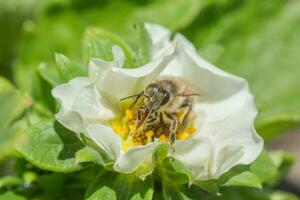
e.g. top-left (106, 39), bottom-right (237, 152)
top-left (163, 157), bottom-right (192, 185)
top-left (0, 192), bottom-right (27, 200)
top-left (269, 151), bottom-right (295, 170)
top-left (75, 146), bottom-right (105, 165)
top-left (85, 172), bottom-right (154, 200)
top-left (209, 187), bottom-right (289, 200)
top-left (134, 0), bottom-right (202, 31)
top-left (153, 143), bottom-right (169, 166)
top-left (250, 150), bottom-right (278, 183)
top-left (38, 173), bottom-right (66, 199)
top-left (0, 77), bottom-right (28, 129)
top-left (217, 165), bottom-right (249, 185)
top-left (82, 27), bottom-right (135, 66)
top-left (222, 171), bottom-right (262, 189)
top-left (194, 180), bottom-right (219, 195)
top-left (268, 151), bottom-right (295, 185)
top-left (38, 63), bottom-right (61, 87)
top-left (0, 176), bottom-right (23, 188)
top-left (0, 77), bottom-right (29, 159)
top-left (16, 120), bottom-right (84, 172)
top-left (55, 53), bottom-right (87, 83)
top-left (162, 182), bottom-right (204, 200)
top-left (270, 191), bottom-right (299, 200)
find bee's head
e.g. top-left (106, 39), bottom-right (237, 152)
top-left (120, 83), bottom-right (170, 130)
top-left (144, 83), bottom-right (170, 111)
top-left (133, 83), bottom-right (170, 130)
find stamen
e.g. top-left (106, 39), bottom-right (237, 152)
top-left (159, 135), bottom-right (168, 142)
top-left (125, 109), bottom-right (134, 120)
top-left (109, 101), bottom-right (197, 152)
top-left (177, 132), bottom-right (190, 140)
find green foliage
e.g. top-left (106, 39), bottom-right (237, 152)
top-left (16, 120), bottom-right (84, 172)
top-left (134, 0), bottom-right (202, 31)
top-left (0, 192), bottom-right (27, 200)
top-left (0, 77), bottom-right (27, 132)
top-left (152, 147), bottom-right (294, 198)
top-left (82, 27), bottom-right (135, 67)
top-left (162, 183), bottom-right (203, 200)
top-left (162, 157), bottom-right (192, 185)
top-left (0, 77), bottom-right (28, 159)
top-left (55, 53), bottom-right (87, 83)
top-left (0, 176), bottom-right (23, 188)
top-left (194, 180), bottom-right (219, 195)
top-left (37, 173), bottom-right (66, 199)
top-left (85, 172), bottom-right (154, 200)
top-left (0, 0), bottom-right (36, 78)
top-left (250, 150), bottom-right (279, 184)
top-left (221, 171), bottom-right (262, 189)
top-left (75, 146), bottom-right (105, 165)
top-left (270, 191), bottom-right (299, 200)
top-left (12, 0), bottom-right (203, 95)
top-left (208, 187), bottom-right (299, 200)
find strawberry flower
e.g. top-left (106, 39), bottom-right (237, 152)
top-left (52, 24), bottom-right (263, 180)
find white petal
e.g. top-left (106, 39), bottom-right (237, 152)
top-left (144, 23), bottom-right (170, 47)
top-left (52, 77), bottom-right (115, 134)
top-left (55, 111), bottom-right (85, 134)
top-left (144, 23), bottom-right (171, 59)
top-left (199, 95), bottom-right (263, 179)
top-left (112, 45), bottom-right (125, 68)
top-left (114, 141), bottom-right (161, 173)
top-left (174, 94), bottom-right (263, 180)
top-left (86, 124), bottom-right (121, 161)
top-left (173, 138), bottom-right (215, 180)
top-left (88, 42), bottom-right (175, 108)
top-left (166, 34), bottom-right (263, 180)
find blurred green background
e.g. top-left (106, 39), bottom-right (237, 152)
top-left (0, 0), bottom-right (300, 199)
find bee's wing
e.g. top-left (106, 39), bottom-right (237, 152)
top-left (179, 80), bottom-right (205, 97)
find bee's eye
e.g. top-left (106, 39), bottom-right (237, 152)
top-left (161, 91), bottom-right (170, 106)
top-left (147, 89), bottom-right (154, 97)
top-left (146, 84), bottom-right (159, 97)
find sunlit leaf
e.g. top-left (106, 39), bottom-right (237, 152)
top-left (222, 171), bottom-right (262, 189)
top-left (0, 77), bottom-right (28, 159)
top-left (16, 120), bottom-right (84, 172)
top-left (75, 146), bottom-right (105, 165)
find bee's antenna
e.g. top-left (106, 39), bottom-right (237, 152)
top-left (120, 93), bottom-right (142, 101)
top-left (120, 91), bottom-right (149, 101)
top-left (177, 92), bottom-right (204, 97)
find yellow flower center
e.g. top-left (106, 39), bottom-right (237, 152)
top-left (109, 100), bottom-right (197, 152)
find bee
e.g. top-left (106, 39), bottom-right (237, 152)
top-left (121, 77), bottom-right (203, 152)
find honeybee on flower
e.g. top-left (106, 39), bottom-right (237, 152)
top-left (119, 77), bottom-right (203, 153)
top-left (52, 23), bottom-right (263, 180)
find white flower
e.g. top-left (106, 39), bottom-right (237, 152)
top-left (52, 23), bottom-right (263, 180)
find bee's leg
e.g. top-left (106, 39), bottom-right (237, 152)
top-left (165, 112), bottom-right (178, 153)
top-left (143, 112), bottom-right (158, 132)
top-left (130, 107), bottom-right (144, 136)
top-left (180, 102), bottom-right (192, 130)
top-left (129, 91), bottom-right (144, 108)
